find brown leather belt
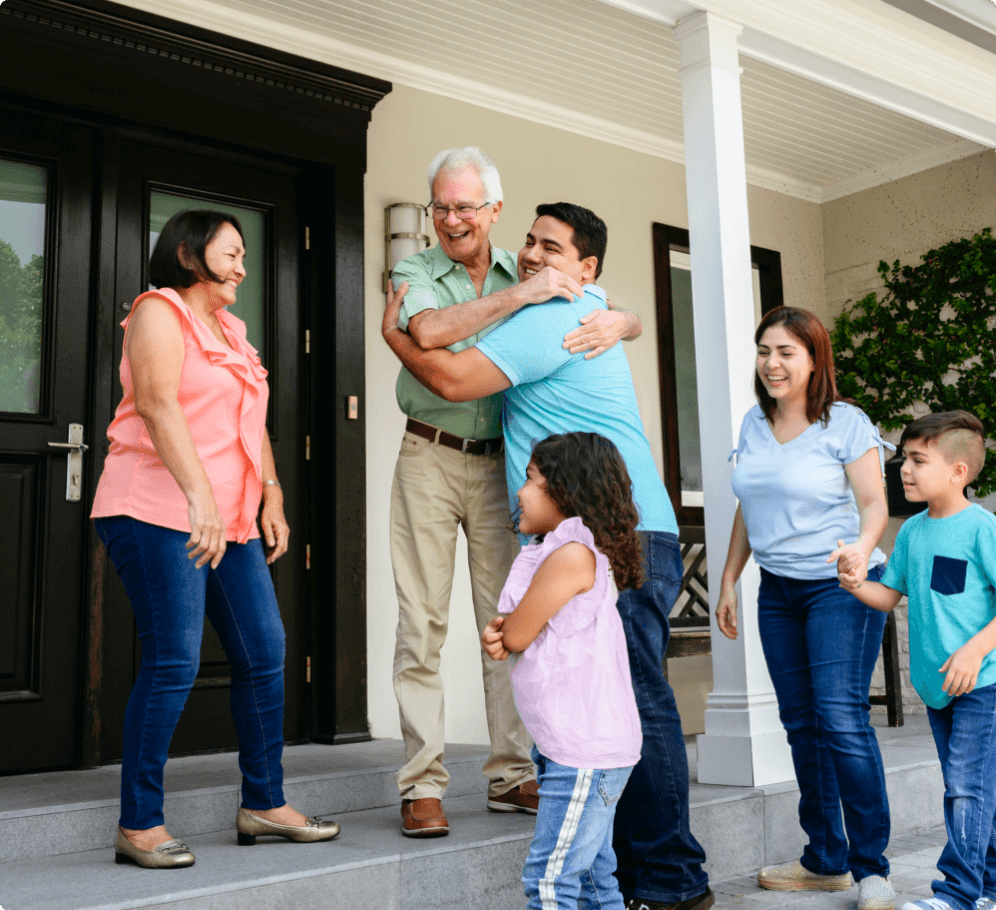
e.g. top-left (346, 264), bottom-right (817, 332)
top-left (405, 418), bottom-right (503, 456)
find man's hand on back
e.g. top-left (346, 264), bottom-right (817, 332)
top-left (563, 309), bottom-right (633, 359)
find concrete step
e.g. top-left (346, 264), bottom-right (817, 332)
top-left (0, 793), bottom-right (535, 910)
top-left (0, 719), bottom-right (945, 910)
top-left (0, 740), bottom-right (492, 864)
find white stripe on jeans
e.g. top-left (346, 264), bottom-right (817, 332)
top-left (539, 767), bottom-right (594, 910)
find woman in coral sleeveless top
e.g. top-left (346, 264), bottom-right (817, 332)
top-left (92, 210), bottom-right (338, 868)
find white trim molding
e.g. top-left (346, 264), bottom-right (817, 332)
top-left (107, 0), bottom-right (687, 166)
top-left (920, 0), bottom-right (996, 36)
top-left (589, 0), bottom-right (700, 27)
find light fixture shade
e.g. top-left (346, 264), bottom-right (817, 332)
top-left (384, 203), bottom-right (430, 292)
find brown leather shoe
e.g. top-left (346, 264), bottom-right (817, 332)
top-left (486, 779), bottom-right (539, 815)
top-left (400, 798), bottom-right (449, 838)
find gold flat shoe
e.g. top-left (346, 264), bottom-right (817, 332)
top-left (236, 806), bottom-right (340, 845)
top-left (114, 830), bottom-right (195, 868)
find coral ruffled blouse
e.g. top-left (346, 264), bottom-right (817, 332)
top-left (91, 288), bottom-right (269, 543)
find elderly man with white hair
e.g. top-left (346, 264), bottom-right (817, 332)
top-left (389, 147), bottom-right (640, 838)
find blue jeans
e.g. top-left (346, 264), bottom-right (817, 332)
top-left (613, 531), bottom-right (710, 904)
top-left (757, 566), bottom-right (890, 881)
top-left (95, 516), bottom-right (287, 830)
top-left (523, 746), bottom-right (634, 910)
top-left (927, 682), bottom-right (996, 910)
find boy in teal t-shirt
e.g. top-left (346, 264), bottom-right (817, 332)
top-left (838, 411), bottom-right (996, 910)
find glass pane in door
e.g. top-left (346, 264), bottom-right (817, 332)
top-left (669, 259), bottom-right (703, 506)
top-left (0, 160), bottom-right (46, 414)
top-left (149, 192), bottom-right (265, 352)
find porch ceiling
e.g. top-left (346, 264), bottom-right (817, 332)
top-left (117, 0), bottom-right (986, 202)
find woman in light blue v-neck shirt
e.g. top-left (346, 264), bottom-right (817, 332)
top-left (716, 306), bottom-right (896, 910)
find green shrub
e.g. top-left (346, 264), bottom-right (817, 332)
top-left (831, 227), bottom-right (996, 497)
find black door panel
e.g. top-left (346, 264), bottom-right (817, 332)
top-left (0, 113), bottom-right (94, 772)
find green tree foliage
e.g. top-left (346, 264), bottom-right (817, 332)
top-left (831, 227), bottom-right (996, 497)
top-left (0, 239), bottom-right (44, 412)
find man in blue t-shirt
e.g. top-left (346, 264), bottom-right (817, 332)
top-left (383, 202), bottom-right (712, 910)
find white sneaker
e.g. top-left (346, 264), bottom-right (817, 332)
top-left (859, 875), bottom-right (895, 910)
top-left (976, 899), bottom-right (996, 910)
top-left (900, 899), bottom-right (955, 910)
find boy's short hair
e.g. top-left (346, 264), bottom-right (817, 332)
top-left (534, 202), bottom-right (607, 279)
top-left (900, 410), bottom-right (986, 483)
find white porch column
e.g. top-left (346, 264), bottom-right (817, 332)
top-left (673, 11), bottom-right (794, 787)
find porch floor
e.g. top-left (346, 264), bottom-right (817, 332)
top-left (714, 823), bottom-right (949, 909)
top-left (0, 715), bottom-right (943, 910)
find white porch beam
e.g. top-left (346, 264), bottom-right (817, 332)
top-left (916, 0), bottom-right (996, 39)
top-left (736, 24), bottom-right (996, 148)
top-left (597, 0), bottom-right (996, 147)
top-left (673, 9), bottom-right (794, 787)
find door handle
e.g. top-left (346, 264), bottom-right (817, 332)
top-left (48, 423), bottom-right (87, 502)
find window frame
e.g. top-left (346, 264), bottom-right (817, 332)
top-left (652, 222), bottom-right (784, 527)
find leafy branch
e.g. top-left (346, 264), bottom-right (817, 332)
top-left (831, 227), bottom-right (996, 497)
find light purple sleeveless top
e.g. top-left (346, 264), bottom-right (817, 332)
top-left (498, 516), bottom-right (642, 769)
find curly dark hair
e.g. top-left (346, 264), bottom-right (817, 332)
top-left (529, 432), bottom-right (644, 591)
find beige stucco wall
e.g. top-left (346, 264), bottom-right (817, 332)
top-left (824, 150), bottom-right (996, 331)
top-left (822, 149), bottom-right (996, 714)
top-left (363, 83), bottom-right (825, 744)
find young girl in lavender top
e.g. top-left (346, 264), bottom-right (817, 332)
top-left (481, 431), bottom-right (643, 910)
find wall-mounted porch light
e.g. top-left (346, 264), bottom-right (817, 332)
top-left (384, 202), bottom-right (430, 293)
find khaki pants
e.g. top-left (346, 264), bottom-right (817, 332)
top-left (390, 430), bottom-right (534, 800)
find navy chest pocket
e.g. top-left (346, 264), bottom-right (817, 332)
top-left (931, 556), bottom-right (968, 595)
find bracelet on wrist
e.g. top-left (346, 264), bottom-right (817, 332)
top-left (263, 479), bottom-right (281, 489)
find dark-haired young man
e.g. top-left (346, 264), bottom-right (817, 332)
top-left (383, 203), bottom-right (713, 910)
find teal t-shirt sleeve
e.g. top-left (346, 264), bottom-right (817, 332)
top-left (978, 517), bottom-right (996, 594)
top-left (475, 301), bottom-right (575, 386)
top-left (834, 404), bottom-right (880, 464)
top-left (392, 255), bottom-right (438, 331)
top-left (880, 523), bottom-right (909, 595)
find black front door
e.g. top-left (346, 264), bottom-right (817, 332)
top-left (95, 139), bottom-right (308, 756)
top-left (0, 112), bottom-right (94, 772)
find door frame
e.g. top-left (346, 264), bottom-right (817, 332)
top-left (652, 222), bottom-right (784, 527)
top-left (0, 0), bottom-right (391, 766)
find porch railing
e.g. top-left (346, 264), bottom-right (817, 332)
top-left (662, 525), bottom-right (904, 727)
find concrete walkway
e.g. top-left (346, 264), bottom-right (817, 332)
top-left (714, 824), bottom-right (948, 910)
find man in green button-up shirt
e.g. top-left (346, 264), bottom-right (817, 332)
top-left (393, 242), bottom-right (515, 441)
top-left (388, 147), bottom-right (637, 839)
